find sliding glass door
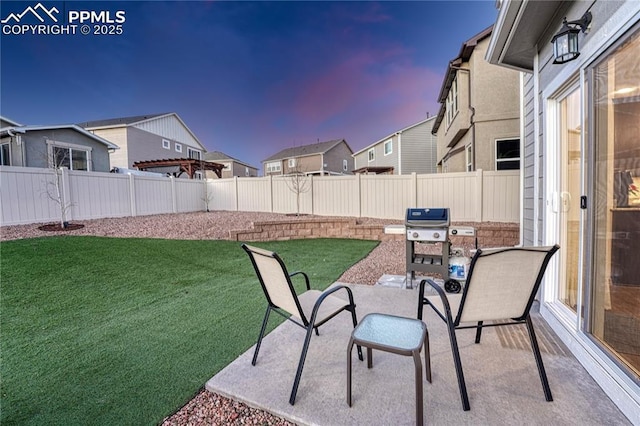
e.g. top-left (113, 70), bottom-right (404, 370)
top-left (590, 27), bottom-right (640, 378)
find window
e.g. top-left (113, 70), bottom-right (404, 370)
top-left (245, 167), bottom-right (250, 176)
top-left (368, 148), bottom-right (375, 162)
top-left (175, 143), bottom-right (183, 153)
top-left (465, 144), bottom-right (472, 171)
top-left (495, 138), bottom-right (520, 170)
top-left (162, 139), bottom-right (170, 149)
top-left (1, 143), bottom-right (10, 166)
top-left (384, 139), bottom-right (392, 155)
top-left (288, 158), bottom-right (296, 167)
top-left (187, 148), bottom-right (201, 160)
top-left (445, 76), bottom-right (458, 128)
top-left (48, 141), bottom-right (91, 171)
top-left (343, 159), bottom-right (348, 171)
top-left (266, 162), bottom-right (281, 173)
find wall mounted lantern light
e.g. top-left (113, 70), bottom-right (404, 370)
top-left (551, 11), bottom-right (592, 64)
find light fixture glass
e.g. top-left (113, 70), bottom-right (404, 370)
top-left (551, 12), bottom-right (592, 65)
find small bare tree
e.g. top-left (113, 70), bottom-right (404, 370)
top-left (201, 179), bottom-right (214, 212)
top-left (45, 146), bottom-right (74, 228)
top-left (284, 162), bottom-right (311, 216)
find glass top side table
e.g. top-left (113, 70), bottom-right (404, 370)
top-left (347, 313), bottom-right (431, 426)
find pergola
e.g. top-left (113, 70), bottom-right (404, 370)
top-left (352, 166), bottom-right (395, 175)
top-left (132, 158), bottom-right (224, 179)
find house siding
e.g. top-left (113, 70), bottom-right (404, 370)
top-left (94, 127), bottom-right (128, 170)
top-left (400, 118), bottom-right (437, 174)
top-left (133, 115), bottom-right (203, 151)
top-left (124, 127), bottom-right (186, 168)
top-left (522, 72), bottom-right (535, 246)
top-left (283, 155), bottom-right (320, 174)
top-left (355, 136), bottom-right (398, 172)
top-left (22, 128), bottom-right (111, 171)
top-left (324, 142), bottom-right (354, 174)
top-left (265, 140), bottom-right (353, 175)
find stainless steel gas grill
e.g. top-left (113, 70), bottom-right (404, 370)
top-left (405, 208), bottom-right (450, 289)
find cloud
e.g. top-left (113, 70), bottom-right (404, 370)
top-left (256, 43), bottom-right (441, 150)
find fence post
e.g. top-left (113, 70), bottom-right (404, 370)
top-left (357, 173), bottom-right (362, 218)
top-left (475, 168), bottom-right (483, 222)
top-left (310, 174), bottom-right (314, 215)
top-left (60, 167), bottom-right (72, 221)
top-left (170, 176), bottom-right (177, 213)
top-left (269, 175), bottom-right (273, 213)
top-left (411, 172), bottom-right (418, 208)
top-left (234, 176), bottom-right (239, 211)
top-left (129, 174), bottom-right (137, 216)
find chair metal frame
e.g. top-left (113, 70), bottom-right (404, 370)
top-left (242, 243), bottom-right (363, 405)
top-left (417, 244), bottom-right (560, 411)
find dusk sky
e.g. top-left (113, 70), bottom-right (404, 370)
top-left (1, 1), bottom-right (498, 169)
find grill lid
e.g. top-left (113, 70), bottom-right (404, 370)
top-left (405, 208), bottom-right (450, 227)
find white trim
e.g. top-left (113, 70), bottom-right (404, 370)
top-left (175, 143), bottom-right (182, 153)
top-left (162, 139), bottom-right (170, 149)
top-left (368, 148), bottom-right (375, 162)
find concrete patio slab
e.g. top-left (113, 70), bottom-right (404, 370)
top-left (206, 284), bottom-right (630, 425)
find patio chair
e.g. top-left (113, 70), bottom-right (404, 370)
top-left (242, 243), bottom-right (363, 405)
top-left (417, 244), bottom-right (560, 411)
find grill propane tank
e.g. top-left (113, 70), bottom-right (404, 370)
top-left (445, 248), bottom-right (470, 293)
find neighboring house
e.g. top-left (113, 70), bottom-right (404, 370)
top-left (79, 112), bottom-right (206, 171)
top-left (352, 116), bottom-right (437, 175)
top-left (487, 0), bottom-right (640, 421)
top-left (432, 26), bottom-right (521, 173)
top-left (0, 116), bottom-right (118, 172)
top-left (203, 151), bottom-right (258, 178)
top-left (262, 139), bottom-right (354, 176)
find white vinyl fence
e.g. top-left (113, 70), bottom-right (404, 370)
top-left (0, 166), bottom-right (520, 226)
top-left (208, 170), bottom-right (520, 222)
top-left (0, 166), bottom-right (208, 226)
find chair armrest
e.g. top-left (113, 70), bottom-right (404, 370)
top-left (309, 284), bottom-right (356, 326)
top-left (289, 271), bottom-right (311, 290)
top-left (419, 279), bottom-right (455, 324)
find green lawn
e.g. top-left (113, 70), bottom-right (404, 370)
top-left (0, 236), bottom-right (378, 425)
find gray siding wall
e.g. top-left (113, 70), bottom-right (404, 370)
top-left (126, 127), bottom-right (189, 168)
top-left (355, 136), bottom-right (398, 172)
top-left (522, 73), bottom-right (535, 246)
top-left (400, 119), bottom-right (438, 174)
top-left (324, 142), bottom-right (354, 174)
top-left (133, 115), bottom-right (203, 151)
top-left (231, 161), bottom-right (258, 177)
top-left (22, 129), bottom-right (111, 171)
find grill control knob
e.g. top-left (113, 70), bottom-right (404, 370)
top-left (433, 232), bottom-right (440, 239)
top-left (412, 232), bottom-right (419, 238)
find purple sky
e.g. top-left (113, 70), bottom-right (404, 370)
top-left (1, 1), bottom-right (498, 169)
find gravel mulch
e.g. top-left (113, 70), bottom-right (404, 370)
top-left (1, 211), bottom-right (409, 425)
